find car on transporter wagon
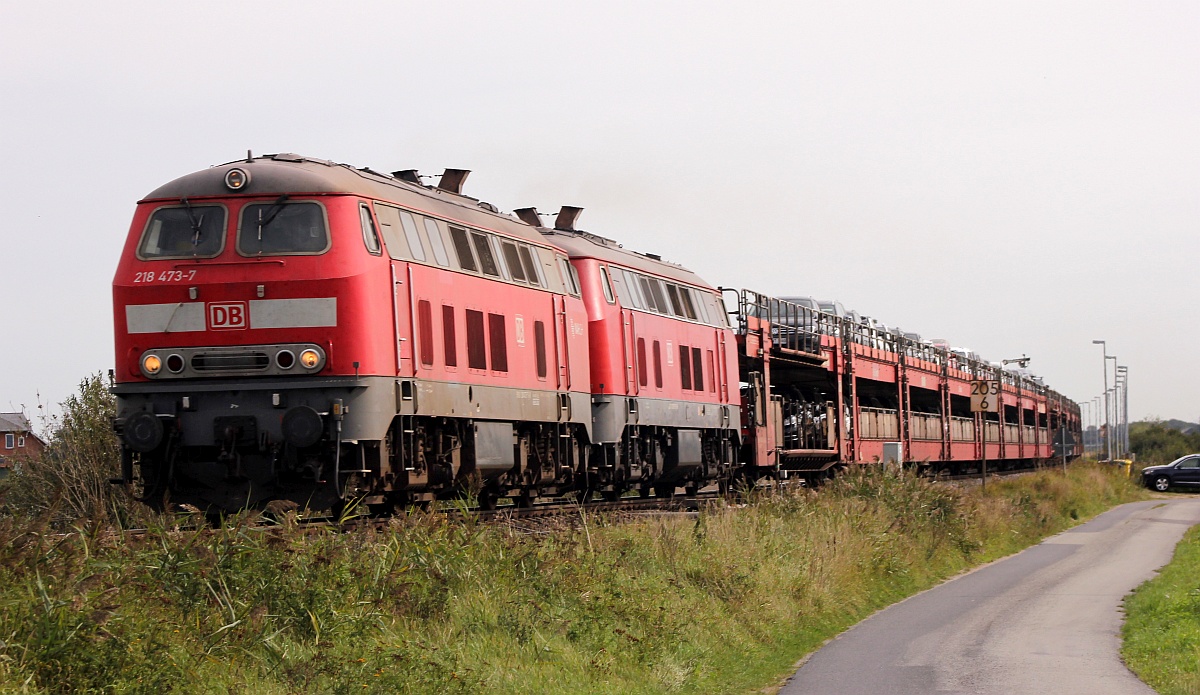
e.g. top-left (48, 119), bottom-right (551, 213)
top-left (1140, 454), bottom-right (1200, 492)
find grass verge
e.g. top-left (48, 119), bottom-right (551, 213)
top-left (0, 462), bottom-right (1143, 694)
top-left (1123, 519), bottom-right (1200, 695)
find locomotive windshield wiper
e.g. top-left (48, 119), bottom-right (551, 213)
top-left (256, 194), bottom-right (290, 242)
top-left (180, 197), bottom-right (205, 251)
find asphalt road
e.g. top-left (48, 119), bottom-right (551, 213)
top-left (781, 498), bottom-right (1200, 695)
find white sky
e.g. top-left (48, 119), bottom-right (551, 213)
top-left (1, 1), bottom-right (1196, 427)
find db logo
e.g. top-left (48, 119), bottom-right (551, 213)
top-left (207, 302), bottom-right (248, 330)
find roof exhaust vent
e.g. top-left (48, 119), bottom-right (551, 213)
top-left (513, 207), bottom-right (543, 227)
top-left (555, 206), bottom-right (583, 231)
top-left (437, 168), bottom-right (470, 194)
top-left (392, 170), bottom-right (421, 184)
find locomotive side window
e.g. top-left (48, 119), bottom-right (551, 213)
top-left (443, 305), bottom-right (457, 368)
top-left (713, 295), bottom-right (730, 326)
top-left (693, 290), bottom-right (710, 324)
top-left (373, 204), bottom-right (410, 259)
top-left (398, 211), bottom-right (427, 262)
top-left (609, 269), bottom-right (631, 306)
top-left (449, 227), bottom-right (477, 272)
top-left (138, 204), bottom-right (227, 259)
top-left (534, 320), bottom-right (547, 379)
top-left (637, 277), bottom-right (658, 312)
top-left (666, 284), bottom-right (684, 317)
top-left (488, 313), bottom-right (507, 372)
top-left (653, 340), bottom-right (663, 389)
top-left (519, 246), bottom-right (544, 287)
top-left (359, 204), bottom-right (381, 255)
top-left (466, 310), bottom-right (487, 370)
top-left (471, 232), bottom-right (499, 277)
top-left (692, 347), bottom-right (704, 392)
top-left (707, 349), bottom-right (716, 393)
top-left (423, 218), bottom-right (451, 266)
top-left (417, 300), bottom-right (434, 367)
top-left (487, 235), bottom-right (511, 281)
top-left (637, 338), bottom-right (648, 387)
top-left (558, 258), bottom-right (580, 296)
top-left (647, 279), bottom-right (669, 316)
top-left (678, 287), bottom-right (698, 320)
top-left (599, 266), bottom-right (616, 304)
top-left (237, 201), bottom-right (329, 255)
top-left (623, 270), bottom-right (647, 310)
top-left (501, 241), bottom-right (526, 283)
top-left (680, 345), bottom-right (692, 390)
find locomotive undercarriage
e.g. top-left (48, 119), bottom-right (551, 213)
top-left (115, 377), bottom-right (741, 514)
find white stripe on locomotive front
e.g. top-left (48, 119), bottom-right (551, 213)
top-left (126, 298), bottom-right (337, 333)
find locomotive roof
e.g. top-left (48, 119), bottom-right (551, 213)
top-left (142, 153), bottom-right (553, 247)
top-left (539, 228), bottom-right (716, 291)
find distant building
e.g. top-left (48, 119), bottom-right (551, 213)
top-left (0, 412), bottom-right (45, 473)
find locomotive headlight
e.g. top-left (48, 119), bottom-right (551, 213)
top-left (299, 349), bottom-right (321, 369)
top-left (224, 168), bottom-right (250, 191)
top-left (142, 354), bottom-right (162, 375)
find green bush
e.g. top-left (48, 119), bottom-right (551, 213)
top-left (1130, 421), bottom-right (1200, 464)
top-left (2, 373), bottom-right (140, 528)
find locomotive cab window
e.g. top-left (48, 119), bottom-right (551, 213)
top-left (599, 266), bottom-right (615, 304)
top-left (138, 204), bottom-right (227, 259)
top-left (237, 201), bottom-right (329, 256)
top-left (359, 204), bottom-right (381, 255)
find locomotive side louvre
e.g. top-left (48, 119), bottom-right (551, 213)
top-left (112, 154), bottom-right (592, 512)
top-left (535, 220), bottom-right (741, 496)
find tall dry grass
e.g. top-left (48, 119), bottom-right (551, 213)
top-left (1, 373), bottom-right (143, 528)
top-left (0, 459), bottom-right (1143, 693)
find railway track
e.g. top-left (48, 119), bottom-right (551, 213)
top-left (110, 461), bottom-right (1049, 538)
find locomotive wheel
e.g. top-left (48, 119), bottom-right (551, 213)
top-left (477, 490), bottom-right (499, 511)
top-left (654, 485), bottom-right (674, 499)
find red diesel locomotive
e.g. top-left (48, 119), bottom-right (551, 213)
top-left (111, 153), bottom-right (1080, 513)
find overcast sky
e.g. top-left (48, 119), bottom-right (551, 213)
top-left (1, 1), bottom-right (1196, 429)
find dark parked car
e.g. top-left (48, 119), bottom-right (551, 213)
top-left (1141, 455), bottom-right (1200, 492)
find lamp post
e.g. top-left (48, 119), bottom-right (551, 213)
top-left (1116, 365), bottom-right (1129, 458)
top-left (1118, 366), bottom-right (1129, 455)
top-left (1106, 356), bottom-right (1118, 456)
top-left (1093, 341), bottom-right (1112, 461)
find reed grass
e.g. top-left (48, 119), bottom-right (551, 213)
top-left (0, 462), bottom-right (1143, 694)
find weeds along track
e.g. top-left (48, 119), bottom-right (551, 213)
top-left (108, 464), bottom-right (1040, 539)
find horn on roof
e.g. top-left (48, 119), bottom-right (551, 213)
top-left (392, 170), bottom-right (421, 184)
top-left (437, 168), bottom-right (470, 194)
top-left (555, 206), bottom-right (583, 231)
top-left (513, 208), bottom-right (543, 227)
